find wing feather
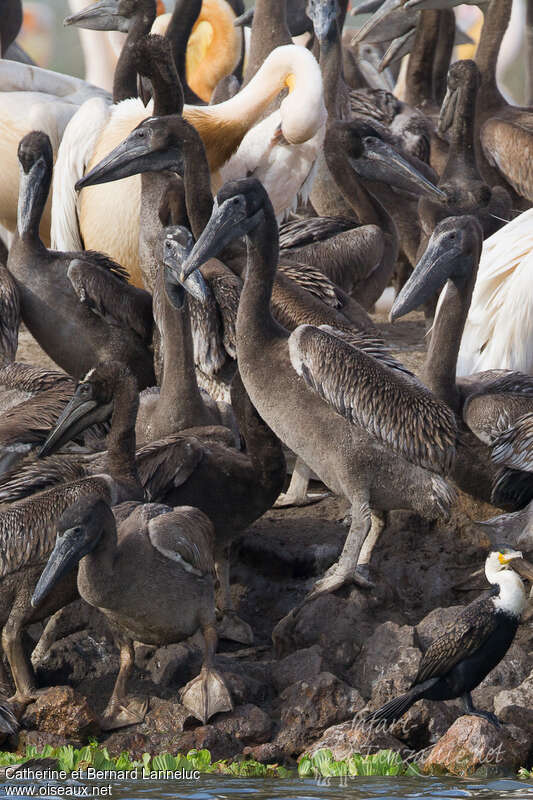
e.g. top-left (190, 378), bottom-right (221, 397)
top-left (289, 324), bottom-right (457, 473)
top-left (148, 506), bottom-right (214, 576)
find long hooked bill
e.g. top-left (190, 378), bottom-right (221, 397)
top-left (351, 137), bottom-right (447, 201)
top-left (390, 231), bottom-right (459, 320)
top-left (351, 0), bottom-right (403, 45)
top-left (32, 528), bottom-right (89, 607)
top-left (351, 0), bottom-right (383, 16)
top-left (75, 129), bottom-right (159, 191)
top-left (64, 0), bottom-right (122, 30)
top-left (404, 0), bottom-right (455, 9)
top-left (379, 28), bottom-right (415, 71)
top-left (163, 239), bottom-right (210, 306)
top-left (234, 6), bottom-right (254, 26)
top-left (438, 85), bottom-right (459, 136)
top-left (39, 394), bottom-right (112, 458)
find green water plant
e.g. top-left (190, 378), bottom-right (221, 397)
top-left (298, 749), bottom-right (422, 778)
top-left (0, 744), bottom-right (290, 778)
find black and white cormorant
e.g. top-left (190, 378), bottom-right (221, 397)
top-left (365, 547), bottom-right (533, 728)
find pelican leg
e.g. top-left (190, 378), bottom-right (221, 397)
top-left (215, 545), bottom-right (254, 645)
top-left (100, 639), bottom-right (148, 730)
top-left (274, 458), bottom-right (330, 507)
top-left (355, 511), bottom-right (385, 583)
top-left (305, 499), bottom-right (374, 600)
top-left (3, 601), bottom-right (37, 704)
top-left (180, 623), bottom-right (233, 724)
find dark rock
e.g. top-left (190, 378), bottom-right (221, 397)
top-left (273, 594), bottom-right (366, 670)
top-left (275, 672), bottom-right (363, 756)
top-left (16, 731), bottom-right (78, 751)
top-left (35, 631), bottom-right (118, 687)
top-left (192, 726), bottom-right (236, 761)
top-left (351, 621), bottom-right (421, 699)
top-left (21, 687), bottom-right (99, 741)
top-left (422, 715), bottom-right (530, 776)
top-left (494, 673), bottom-right (533, 733)
top-left (103, 731), bottom-right (149, 760)
top-left (272, 646), bottom-right (323, 693)
top-left (415, 606), bottom-right (465, 650)
top-left (242, 742), bottom-right (284, 763)
top-left (212, 704), bottom-right (272, 745)
top-left (304, 719), bottom-right (405, 759)
top-left (388, 699), bottom-right (462, 750)
top-left (143, 697), bottom-right (193, 735)
top-left (146, 644), bottom-right (201, 687)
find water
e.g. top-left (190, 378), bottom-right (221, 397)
top-left (2, 776), bottom-right (533, 800)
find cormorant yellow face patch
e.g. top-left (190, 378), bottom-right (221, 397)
top-left (498, 551), bottom-right (521, 565)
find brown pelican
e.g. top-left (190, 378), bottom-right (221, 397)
top-left (407, 0), bottom-right (533, 205)
top-left (391, 216), bottom-right (533, 508)
top-left (417, 60), bottom-right (512, 244)
top-left (0, 361), bottom-right (143, 702)
top-left (365, 546), bottom-right (533, 727)
top-left (9, 131), bottom-right (154, 388)
top-left (177, 174), bottom-right (458, 606)
top-left (32, 496), bottom-right (233, 728)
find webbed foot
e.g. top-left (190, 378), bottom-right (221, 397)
top-left (305, 560), bottom-right (374, 602)
top-left (274, 490), bottom-right (330, 508)
top-left (100, 697), bottom-right (148, 730)
top-left (180, 666), bottom-right (233, 724)
top-left (465, 710), bottom-right (501, 729)
top-left (217, 612), bottom-right (254, 645)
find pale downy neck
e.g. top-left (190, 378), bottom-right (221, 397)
top-left (423, 252), bottom-right (479, 413)
top-left (237, 208), bottom-right (283, 347)
top-left (105, 373), bottom-right (142, 492)
top-left (475, 0), bottom-right (511, 111)
top-left (325, 140), bottom-right (398, 308)
top-left (153, 267), bottom-right (213, 434)
top-left (79, 515), bottom-right (118, 606)
top-left (113, 6), bottom-right (156, 102)
top-left (440, 74), bottom-right (480, 186)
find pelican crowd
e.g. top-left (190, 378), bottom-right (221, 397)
top-left (0, 0), bottom-right (532, 759)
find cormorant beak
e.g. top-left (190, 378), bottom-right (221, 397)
top-left (76, 127), bottom-right (183, 191)
top-left (307, 0), bottom-right (339, 43)
top-left (163, 238), bottom-right (210, 306)
top-left (31, 526), bottom-right (95, 608)
top-left (64, 0), bottom-right (129, 32)
top-left (438, 86), bottom-right (459, 136)
top-left (180, 195), bottom-right (263, 281)
top-left (351, 137), bottom-right (446, 201)
top-left (39, 391), bottom-right (112, 458)
top-left (390, 228), bottom-right (461, 321)
top-left (351, 0), bottom-right (403, 46)
top-left (234, 6), bottom-right (254, 26)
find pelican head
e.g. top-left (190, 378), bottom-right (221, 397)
top-left (439, 59), bottom-right (480, 136)
top-left (326, 119), bottom-right (447, 200)
top-left (17, 131), bottom-right (53, 236)
top-left (306, 0), bottom-right (340, 43)
top-left (32, 497), bottom-right (112, 608)
top-left (179, 178), bottom-right (268, 285)
top-left (76, 116), bottom-right (189, 190)
top-left (64, 0), bottom-right (155, 32)
top-left (158, 226), bottom-right (210, 308)
top-left (38, 362), bottom-right (133, 457)
top-left (390, 216), bottom-right (483, 321)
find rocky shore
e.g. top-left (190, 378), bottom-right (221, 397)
top-left (4, 314), bottom-right (533, 778)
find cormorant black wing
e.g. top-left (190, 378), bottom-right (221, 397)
top-left (414, 597), bottom-right (499, 685)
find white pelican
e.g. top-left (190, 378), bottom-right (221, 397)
top-left (453, 208), bottom-right (533, 377)
top-left (0, 60), bottom-right (110, 245)
top-left (52, 44), bottom-right (326, 286)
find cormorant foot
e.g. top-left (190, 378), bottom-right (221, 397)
top-left (274, 490), bottom-right (330, 508)
top-left (465, 710), bottom-right (501, 728)
top-left (100, 697), bottom-right (148, 731)
top-left (217, 612), bottom-right (254, 645)
top-left (180, 666), bottom-right (233, 724)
